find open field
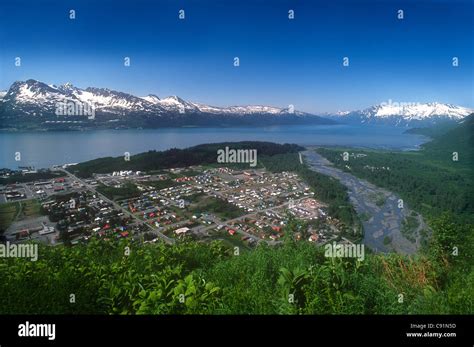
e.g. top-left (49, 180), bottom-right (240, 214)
top-left (0, 199), bottom-right (42, 232)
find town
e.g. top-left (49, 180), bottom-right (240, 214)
top-left (0, 165), bottom-right (350, 250)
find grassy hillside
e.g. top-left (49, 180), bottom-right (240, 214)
top-left (422, 114), bottom-right (474, 169)
top-left (0, 214), bottom-right (471, 314)
top-left (404, 121), bottom-right (459, 138)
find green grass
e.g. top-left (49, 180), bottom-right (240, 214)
top-left (185, 192), bottom-right (206, 203)
top-left (22, 199), bottom-right (42, 218)
top-left (96, 182), bottom-right (141, 201)
top-left (0, 199), bottom-right (42, 233)
top-left (190, 197), bottom-right (244, 220)
top-left (214, 231), bottom-right (252, 252)
top-left (0, 202), bottom-right (20, 232)
top-left (383, 235), bottom-right (392, 245)
top-left (0, 214), bottom-right (471, 314)
top-left (401, 215), bottom-right (420, 242)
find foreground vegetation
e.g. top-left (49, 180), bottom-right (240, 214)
top-left (0, 214), bottom-right (471, 314)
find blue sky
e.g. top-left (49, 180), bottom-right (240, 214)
top-left (0, 0), bottom-right (473, 113)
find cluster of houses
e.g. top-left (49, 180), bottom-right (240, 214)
top-left (216, 171), bottom-right (313, 212)
top-left (287, 198), bottom-right (326, 220)
top-left (41, 191), bottom-right (134, 243)
top-left (20, 165), bottom-right (344, 247)
top-left (111, 170), bottom-right (142, 177)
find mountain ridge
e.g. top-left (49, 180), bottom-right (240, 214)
top-left (1, 79), bottom-right (472, 130)
top-left (325, 102), bottom-right (473, 127)
top-left (0, 79), bottom-right (326, 130)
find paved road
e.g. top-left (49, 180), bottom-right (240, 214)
top-left (60, 169), bottom-right (175, 244)
top-left (302, 150), bottom-right (426, 254)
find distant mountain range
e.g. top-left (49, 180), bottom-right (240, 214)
top-left (325, 102), bottom-right (473, 127)
top-left (0, 80), bottom-right (331, 130)
top-left (0, 79), bottom-right (472, 130)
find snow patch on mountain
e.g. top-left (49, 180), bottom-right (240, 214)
top-left (2, 79), bottom-right (315, 120)
top-left (362, 102), bottom-right (472, 120)
top-left (326, 101), bottom-right (473, 126)
top-left (140, 94), bottom-right (161, 104)
top-left (192, 103), bottom-right (306, 115)
top-left (158, 96), bottom-right (200, 112)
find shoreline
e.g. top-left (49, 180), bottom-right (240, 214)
top-left (1, 141), bottom-right (429, 172)
top-left (0, 127), bottom-right (429, 170)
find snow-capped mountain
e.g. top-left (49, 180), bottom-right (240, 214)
top-left (0, 79), bottom-right (330, 129)
top-left (327, 102), bottom-right (473, 126)
top-left (321, 110), bottom-right (350, 117)
top-left (140, 94), bottom-right (161, 104)
top-left (1, 80), bottom-right (79, 116)
top-left (191, 103), bottom-right (305, 116)
top-left (147, 95), bottom-right (200, 113)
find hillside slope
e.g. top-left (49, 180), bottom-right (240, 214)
top-left (422, 113), bottom-right (474, 168)
top-left (316, 115), bottom-right (474, 224)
